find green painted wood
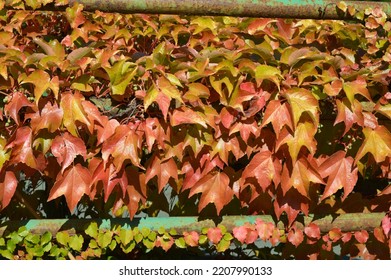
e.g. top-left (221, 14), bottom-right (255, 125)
top-left (63, 0), bottom-right (391, 19)
top-left (0, 213), bottom-right (385, 236)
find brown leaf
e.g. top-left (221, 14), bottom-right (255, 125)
top-left (189, 171), bottom-right (233, 214)
top-left (48, 164), bottom-right (92, 212)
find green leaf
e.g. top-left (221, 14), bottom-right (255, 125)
top-left (25, 233), bottom-right (40, 245)
top-left (56, 231), bottom-right (69, 246)
top-left (85, 222), bottom-right (98, 239)
top-left (223, 232), bottom-right (234, 241)
top-left (199, 235), bottom-right (208, 245)
top-left (121, 241), bottom-right (136, 253)
top-left (169, 229), bottom-right (177, 236)
top-left (0, 237), bottom-right (5, 246)
top-left (255, 65), bottom-right (282, 89)
top-left (175, 237), bottom-right (186, 249)
top-left (141, 227), bottom-right (151, 238)
top-left (109, 240), bottom-right (117, 251)
top-left (148, 231), bottom-right (157, 241)
top-left (158, 227), bottom-right (166, 235)
top-left (17, 226), bottom-right (29, 238)
top-left (97, 231), bottom-right (112, 248)
top-left (103, 60), bottom-right (137, 95)
top-left (119, 229), bottom-right (133, 246)
top-left (134, 233), bottom-right (143, 244)
top-left (216, 239), bottom-right (231, 252)
top-left (0, 249), bottom-right (14, 260)
top-left (69, 235), bottom-right (84, 252)
top-left (143, 238), bottom-right (155, 250)
top-left (6, 239), bottom-right (16, 253)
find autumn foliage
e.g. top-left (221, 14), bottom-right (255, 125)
top-left (0, 0), bottom-right (390, 259)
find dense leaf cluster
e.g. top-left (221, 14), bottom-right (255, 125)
top-left (0, 0), bottom-right (390, 258)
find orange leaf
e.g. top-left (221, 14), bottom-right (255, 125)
top-left (189, 171), bottom-right (233, 214)
top-left (319, 151), bottom-right (358, 201)
top-left (4, 91), bottom-right (35, 125)
top-left (170, 106), bottom-right (207, 128)
top-left (207, 227), bottom-right (222, 244)
top-left (261, 100), bottom-right (293, 137)
top-left (28, 102), bottom-right (63, 133)
top-left (0, 170), bottom-right (17, 210)
top-left (284, 88), bottom-right (319, 128)
top-left (241, 150), bottom-right (281, 192)
top-left (102, 125), bottom-right (141, 172)
top-left (125, 167), bottom-right (147, 219)
top-left (51, 132), bottom-right (87, 173)
top-left (145, 155), bottom-right (178, 193)
top-left (355, 125), bottom-right (391, 164)
top-left (48, 164), bottom-right (92, 212)
top-left (60, 92), bottom-right (92, 136)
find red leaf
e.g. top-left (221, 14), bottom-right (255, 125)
top-left (189, 171), bottom-right (233, 214)
top-left (233, 224), bottom-right (258, 244)
top-left (4, 91), bottom-right (35, 125)
top-left (281, 156), bottom-right (323, 198)
top-left (183, 231), bottom-right (199, 247)
top-left (233, 226), bottom-right (248, 243)
top-left (6, 127), bottom-right (42, 170)
top-left (241, 150), bottom-right (281, 192)
top-left (207, 227), bottom-right (222, 244)
top-left (125, 167), bottom-right (146, 219)
top-left (48, 164), bottom-right (92, 212)
top-left (145, 155), bottom-right (178, 193)
top-left (255, 219), bottom-right (275, 242)
top-left (319, 151), bottom-right (358, 201)
top-left (102, 125), bottom-right (141, 171)
top-left (374, 227), bottom-right (386, 243)
top-left (381, 212), bottom-right (391, 237)
top-left (328, 228), bottom-right (342, 242)
top-left (0, 170), bottom-right (17, 210)
top-left (51, 132), bottom-right (87, 173)
top-left (354, 230), bottom-right (369, 244)
top-left (156, 235), bottom-right (174, 252)
top-left (355, 125), bottom-right (391, 164)
top-left (304, 223), bottom-right (321, 240)
top-left (287, 227), bottom-right (304, 247)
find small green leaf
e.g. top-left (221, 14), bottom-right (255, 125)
top-left (255, 65), bottom-right (282, 89)
top-left (85, 222), bottom-right (98, 238)
top-left (201, 227), bottom-right (209, 234)
top-left (119, 229), bottom-right (133, 246)
top-left (216, 239), bottom-right (231, 252)
top-left (0, 237), bottom-right (5, 246)
top-left (56, 232), bottom-right (69, 246)
top-left (199, 235), bottom-right (208, 245)
top-left (0, 249), bottom-right (14, 259)
top-left (218, 225), bottom-right (227, 235)
top-left (169, 229), bottom-right (177, 236)
top-left (148, 231), bottom-right (157, 241)
top-left (17, 226), bottom-right (29, 238)
top-left (141, 227), bottom-right (151, 238)
top-left (69, 235), bottom-right (84, 252)
top-left (6, 240), bottom-right (16, 253)
top-left (109, 240), bottom-right (117, 251)
top-left (135, 233), bottom-right (143, 244)
top-left (41, 232), bottom-right (52, 245)
top-left (223, 232), bottom-right (234, 241)
top-left (175, 237), bottom-right (186, 249)
top-left (97, 231), bottom-right (112, 248)
top-left (121, 241), bottom-right (136, 253)
top-left (25, 233), bottom-right (40, 245)
top-left (158, 227), bottom-right (166, 235)
top-left (143, 238), bottom-right (155, 249)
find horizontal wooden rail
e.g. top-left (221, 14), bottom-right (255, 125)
top-left (0, 213), bottom-right (385, 236)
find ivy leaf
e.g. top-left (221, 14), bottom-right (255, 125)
top-left (65, 2), bottom-right (86, 28)
top-left (6, 127), bottom-right (42, 170)
top-left (304, 223), bottom-right (321, 240)
top-left (319, 151), bottom-right (358, 201)
top-left (334, 98), bottom-right (364, 135)
top-left (60, 92), bottom-right (92, 136)
top-left (343, 76), bottom-right (372, 104)
top-left (170, 106), bottom-right (208, 129)
top-left (144, 76), bottom-right (183, 118)
top-left (355, 125), bottom-right (391, 164)
top-left (102, 125), bottom-right (141, 172)
top-left (255, 65), bottom-right (282, 90)
top-left (183, 83), bottom-right (210, 102)
top-left (51, 132), bottom-right (87, 173)
top-left (48, 164), bottom-right (92, 212)
top-left (276, 120), bottom-right (317, 163)
top-left (241, 150), bottom-right (281, 192)
top-left (207, 227), bottom-right (222, 244)
top-left (0, 170), bottom-right (17, 210)
top-left (261, 100), bottom-right (293, 137)
top-left (189, 171), bottom-right (233, 214)
top-left (28, 102), bottom-right (63, 133)
top-left (125, 167), bottom-right (147, 219)
top-left (183, 231), bottom-right (199, 247)
top-left (19, 70), bottom-right (59, 103)
top-left (103, 60), bottom-right (137, 95)
top-left (284, 88), bottom-right (319, 128)
top-left (145, 155), bottom-right (178, 193)
top-left (281, 156), bottom-right (324, 198)
top-left (4, 91), bottom-right (35, 125)
top-left (287, 227), bottom-right (304, 247)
